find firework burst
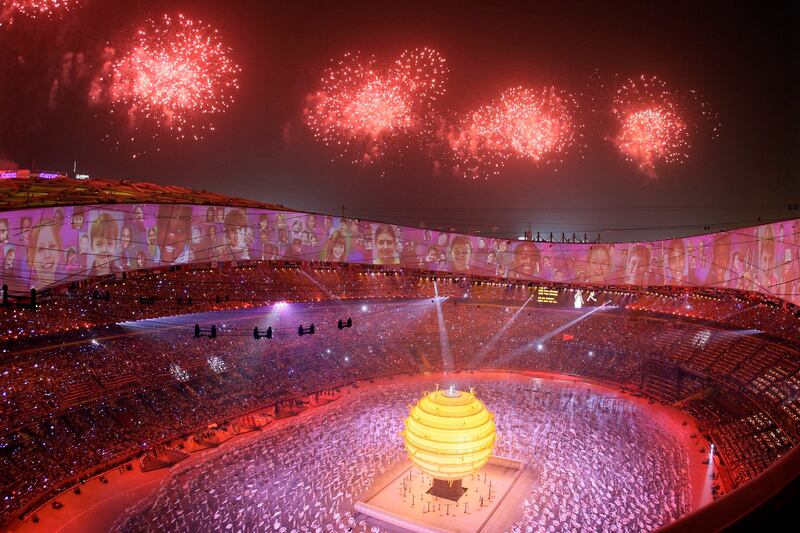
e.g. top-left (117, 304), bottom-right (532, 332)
top-left (610, 75), bottom-right (717, 177)
top-left (1, 0), bottom-right (80, 24)
top-left (304, 48), bottom-right (447, 166)
top-left (99, 13), bottom-right (240, 153)
top-left (449, 86), bottom-right (580, 179)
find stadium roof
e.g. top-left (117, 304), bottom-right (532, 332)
top-left (0, 176), bottom-right (288, 212)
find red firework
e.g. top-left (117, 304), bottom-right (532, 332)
top-left (106, 13), bottom-right (240, 145)
top-left (449, 86), bottom-right (580, 179)
top-left (1, 0), bottom-right (80, 25)
top-left (615, 106), bottom-right (687, 174)
top-left (304, 48), bottom-right (447, 165)
top-left (611, 75), bottom-right (716, 176)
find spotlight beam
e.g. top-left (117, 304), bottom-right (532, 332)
top-left (298, 269), bottom-right (351, 311)
top-left (469, 294), bottom-right (534, 369)
top-left (433, 281), bottom-right (454, 372)
top-left (492, 301), bottom-right (612, 368)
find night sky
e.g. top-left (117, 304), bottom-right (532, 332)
top-left (1, 0), bottom-right (798, 242)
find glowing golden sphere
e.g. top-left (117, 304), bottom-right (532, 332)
top-left (402, 387), bottom-right (496, 481)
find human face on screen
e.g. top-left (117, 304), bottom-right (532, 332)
top-left (4, 249), bottom-right (14, 269)
top-left (164, 229), bottom-right (184, 255)
top-left (450, 243), bottom-right (471, 272)
top-left (588, 248), bottom-right (611, 282)
top-left (147, 227), bottom-right (157, 246)
top-left (332, 243), bottom-right (345, 261)
top-left (79, 235), bottom-right (91, 254)
top-left (0, 219), bottom-right (7, 243)
top-left (33, 226), bottom-right (59, 281)
top-left (20, 218), bottom-right (31, 243)
top-left (376, 232), bottom-right (396, 261)
top-left (92, 235), bottom-right (113, 266)
top-left (627, 249), bottom-right (649, 280)
top-left (134, 206), bottom-right (144, 223)
top-left (513, 243), bottom-right (538, 276)
top-left (121, 227), bottom-right (132, 249)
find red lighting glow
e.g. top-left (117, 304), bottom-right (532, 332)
top-left (448, 86), bottom-right (580, 179)
top-left (1, 0), bottom-right (80, 23)
top-left (610, 75), bottom-right (717, 177)
top-left (304, 48), bottom-right (447, 166)
top-left (102, 13), bottom-right (240, 148)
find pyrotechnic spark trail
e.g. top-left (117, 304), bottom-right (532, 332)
top-left (610, 75), bottom-right (717, 177)
top-left (1, 0), bottom-right (80, 24)
top-left (98, 13), bottom-right (240, 154)
top-left (304, 48), bottom-right (447, 167)
top-left (448, 86), bottom-right (581, 179)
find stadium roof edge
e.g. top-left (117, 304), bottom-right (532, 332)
top-left (0, 176), bottom-right (290, 213)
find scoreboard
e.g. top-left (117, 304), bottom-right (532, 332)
top-left (535, 287), bottom-right (560, 305)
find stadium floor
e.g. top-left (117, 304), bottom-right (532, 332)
top-left (10, 371), bottom-right (723, 533)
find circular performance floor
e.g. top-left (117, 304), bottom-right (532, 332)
top-left (105, 373), bottom-right (695, 532)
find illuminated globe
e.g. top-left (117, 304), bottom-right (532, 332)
top-left (403, 387), bottom-right (497, 482)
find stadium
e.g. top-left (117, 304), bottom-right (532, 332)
top-left (0, 174), bottom-right (798, 533)
top-left (1, 2), bottom-right (798, 533)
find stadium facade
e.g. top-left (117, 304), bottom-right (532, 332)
top-left (1, 176), bottom-right (798, 306)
